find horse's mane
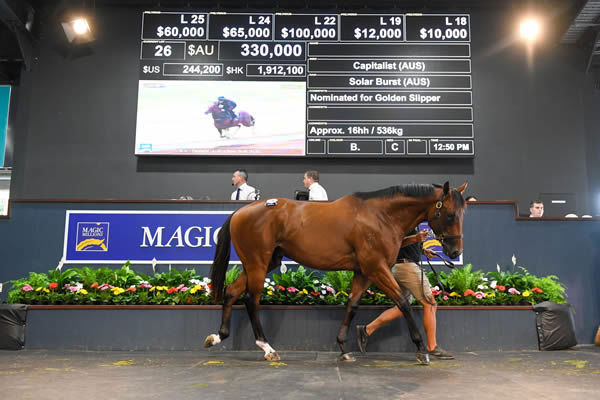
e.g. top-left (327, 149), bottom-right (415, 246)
top-left (353, 183), bottom-right (466, 208)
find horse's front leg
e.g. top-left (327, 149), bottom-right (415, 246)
top-left (367, 264), bottom-right (429, 365)
top-left (336, 272), bottom-right (371, 362)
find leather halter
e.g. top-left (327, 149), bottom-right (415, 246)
top-left (429, 189), bottom-right (463, 245)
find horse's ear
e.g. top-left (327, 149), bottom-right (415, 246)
top-left (443, 181), bottom-right (450, 195)
top-left (456, 182), bottom-right (468, 195)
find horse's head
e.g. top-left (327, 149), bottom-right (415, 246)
top-left (206, 103), bottom-right (219, 114)
top-left (426, 182), bottom-right (468, 259)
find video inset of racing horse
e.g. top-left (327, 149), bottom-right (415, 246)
top-left (205, 96), bottom-right (255, 138)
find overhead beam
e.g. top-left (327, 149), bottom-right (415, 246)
top-left (0, 0), bottom-right (33, 71)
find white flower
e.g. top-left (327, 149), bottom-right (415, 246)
top-left (264, 282), bottom-right (269, 288)
top-left (496, 264), bottom-right (501, 273)
top-left (74, 283), bottom-right (83, 291)
top-left (482, 277), bottom-right (488, 282)
top-left (313, 280), bottom-right (320, 284)
top-left (265, 278), bottom-right (271, 283)
top-left (512, 254), bottom-right (517, 266)
top-left (268, 286), bottom-right (274, 290)
top-left (202, 277), bottom-right (211, 283)
top-left (280, 265), bottom-right (287, 274)
top-left (432, 286), bottom-right (440, 291)
top-left (321, 290), bottom-right (327, 294)
top-left (491, 280), bottom-right (497, 289)
top-left (321, 284), bottom-right (326, 289)
top-left (190, 279), bottom-right (202, 285)
top-left (319, 295), bottom-right (324, 299)
top-left (477, 284), bottom-right (488, 290)
top-left (139, 280), bottom-right (149, 285)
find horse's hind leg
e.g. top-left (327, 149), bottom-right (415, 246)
top-left (336, 272), bottom-right (371, 361)
top-left (367, 265), bottom-right (429, 365)
top-left (242, 249), bottom-right (283, 360)
top-left (243, 262), bottom-right (281, 361)
top-left (204, 269), bottom-right (247, 348)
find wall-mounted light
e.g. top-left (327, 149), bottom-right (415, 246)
top-left (61, 16), bottom-right (94, 44)
top-left (519, 19), bottom-right (540, 42)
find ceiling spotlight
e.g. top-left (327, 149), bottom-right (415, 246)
top-left (72, 18), bottom-right (90, 35)
top-left (61, 17), bottom-right (94, 44)
top-left (519, 19), bottom-right (539, 41)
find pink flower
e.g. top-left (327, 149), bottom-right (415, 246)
top-left (475, 291), bottom-right (485, 299)
top-left (326, 287), bottom-right (335, 293)
top-left (443, 295), bottom-right (449, 301)
top-left (287, 287), bottom-right (299, 293)
top-left (177, 284), bottom-right (185, 290)
top-left (180, 287), bottom-right (189, 292)
top-left (508, 288), bottom-right (520, 295)
top-left (68, 286), bottom-right (78, 292)
top-left (140, 284), bottom-right (152, 289)
top-left (22, 284), bottom-right (33, 292)
top-left (367, 290), bottom-right (374, 295)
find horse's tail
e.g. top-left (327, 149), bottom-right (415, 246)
top-left (210, 212), bottom-right (235, 303)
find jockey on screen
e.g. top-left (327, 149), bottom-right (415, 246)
top-left (216, 96), bottom-right (237, 121)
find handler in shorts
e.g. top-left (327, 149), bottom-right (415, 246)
top-left (356, 228), bottom-right (454, 360)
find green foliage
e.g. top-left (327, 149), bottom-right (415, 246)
top-left (3, 261), bottom-right (568, 306)
top-left (531, 274), bottom-right (567, 304)
top-left (272, 266), bottom-right (318, 291)
top-left (321, 270), bottom-right (354, 293)
top-left (446, 264), bottom-right (484, 294)
top-left (225, 265), bottom-right (241, 286)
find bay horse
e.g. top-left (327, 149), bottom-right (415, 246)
top-left (205, 103), bottom-right (255, 138)
top-left (204, 182), bottom-right (467, 363)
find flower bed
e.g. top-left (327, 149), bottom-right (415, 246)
top-left (4, 259), bottom-right (566, 306)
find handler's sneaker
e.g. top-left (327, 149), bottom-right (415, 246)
top-left (356, 325), bottom-right (369, 353)
top-left (429, 346), bottom-right (454, 359)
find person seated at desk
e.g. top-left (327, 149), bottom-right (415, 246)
top-left (529, 200), bottom-right (544, 218)
top-left (303, 170), bottom-right (328, 201)
top-left (231, 169), bottom-right (257, 200)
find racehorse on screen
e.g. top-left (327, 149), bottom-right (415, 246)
top-left (205, 182), bottom-right (467, 363)
top-left (205, 102), bottom-right (255, 138)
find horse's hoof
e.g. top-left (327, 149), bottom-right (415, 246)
top-left (204, 334), bottom-right (220, 348)
top-left (264, 352), bottom-right (280, 361)
top-left (338, 353), bottom-right (356, 362)
top-left (416, 352), bottom-right (430, 365)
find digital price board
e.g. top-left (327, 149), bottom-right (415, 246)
top-left (136, 12), bottom-right (473, 157)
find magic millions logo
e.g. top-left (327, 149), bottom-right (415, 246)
top-left (76, 222), bottom-right (109, 251)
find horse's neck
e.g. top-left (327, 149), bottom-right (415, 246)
top-left (378, 195), bottom-right (436, 235)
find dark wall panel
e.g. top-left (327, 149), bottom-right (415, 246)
top-left (8, 7), bottom-right (599, 216)
top-left (0, 202), bottom-right (598, 343)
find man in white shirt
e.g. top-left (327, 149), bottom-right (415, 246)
top-left (303, 170), bottom-right (328, 201)
top-left (231, 169), bottom-right (257, 200)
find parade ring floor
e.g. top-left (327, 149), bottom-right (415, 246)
top-left (1, 346), bottom-right (599, 399)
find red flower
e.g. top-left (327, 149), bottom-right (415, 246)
top-left (531, 287), bottom-right (543, 294)
top-left (311, 291), bottom-right (320, 296)
top-left (277, 285), bottom-right (285, 291)
top-left (464, 289), bottom-right (475, 296)
top-left (432, 290), bottom-right (442, 296)
top-left (90, 282), bottom-right (99, 289)
top-left (496, 285), bottom-right (506, 292)
top-left (49, 282), bottom-right (58, 290)
top-left (167, 287), bottom-right (178, 294)
top-left (126, 287), bottom-right (137, 292)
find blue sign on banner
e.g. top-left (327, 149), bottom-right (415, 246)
top-left (63, 211), bottom-right (462, 265)
top-left (63, 211), bottom-right (236, 264)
